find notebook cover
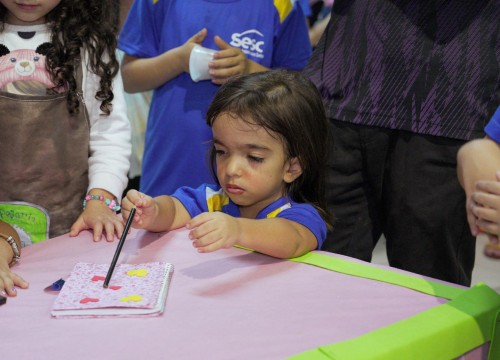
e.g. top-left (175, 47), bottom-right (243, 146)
top-left (51, 262), bottom-right (173, 318)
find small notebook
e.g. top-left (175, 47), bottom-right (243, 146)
top-left (51, 262), bottom-right (173, 318)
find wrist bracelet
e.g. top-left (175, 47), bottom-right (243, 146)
top-left (83, 195), bottom-right (121, 212)
top-left (0, 232), bottom-right (20, 266)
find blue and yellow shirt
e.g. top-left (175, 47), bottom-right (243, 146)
top-left (172, 184), bottom-right (326, 249)
top-left (485, 106), bottom-right (500, 143)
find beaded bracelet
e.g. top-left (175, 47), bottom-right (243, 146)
top-left (0, 232), bottom-right (20, 266)
top-left (83, 194), bottom-right (121, 212)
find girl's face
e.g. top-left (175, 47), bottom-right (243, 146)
top-left (212, 113), bottom-right (302, 219)
top-left (0, 0), bottom-right (61, 25)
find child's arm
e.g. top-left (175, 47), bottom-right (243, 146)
top-left (208, 36), bottom-right (269, 86)
top-left (121, 190), bottom-right (192, 233)
top-left (121, 29), bottom-right (208, 93)
top-left (457, 138), bottom-right (500, 236)
top-left (70, 63), bottom-right (131, 242)
top-left (0, 222), bottom-right (28, 296)
top-left (309, 13), bottom-right (331, 47)
top-left (186, 212), bottom-right (317, 258)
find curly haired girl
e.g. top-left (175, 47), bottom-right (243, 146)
top-left (0, 0), bottom-right (131, 247)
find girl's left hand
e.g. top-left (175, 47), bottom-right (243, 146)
top-left (69, 201), bottom-right (125, 242)
top-left (186, 212), bottom-right (241, 252)
top-left (208, 36), bottom-right (250, 85)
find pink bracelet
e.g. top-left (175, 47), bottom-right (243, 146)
top-left (82, 195), bottom-right (121, 212)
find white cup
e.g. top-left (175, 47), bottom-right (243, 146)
top-left (189, 45), bottom-right (217, 82)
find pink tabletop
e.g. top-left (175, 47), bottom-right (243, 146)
top-left (2, 228), bottom-right (480, 359)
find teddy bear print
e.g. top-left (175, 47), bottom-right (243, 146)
top-left (0, 42), bottom-right (58, 95)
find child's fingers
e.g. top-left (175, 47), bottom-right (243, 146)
top-left (12, 273), bottom-right (29, 289)
top-left (486, 233), bottom-right (499, 244)
top-left (136, 192), bottom-right (153, 208)
top-left (213, 35), bottom-right (230, 50)
top-left (92, 222), bottom-right (104, 242)
top-left (466, 211), bottom-right (479, 236)
top-left (69, 217), bottom-right (89, 237)
top-left (194, 242), bottom-right (221, 253)
top-left (188, 28), bottom-right (207, 43)
top-left (124, 202), bottom-right (150, 228)
top-left (121, 194), bottom-right (135, 213)
top-left (188, 222), bottom-right (212, 241)
top-left (471, 193), bottom-right (500, 235)
top-left (3, 286), bottom-right (17, 297)
top-left (209, 56), bottom-right (239, 70)
top-left (191, 234), bottom-right (222, 253)
top-left (471, 192), bottom-right (500, 212)
top-left (475, 219), bottom-right (500, 237)
top-left (123, 206), bottom-right (142, 226)
top-left (0, 276), bottom-right (17, 297)
top-left (104, 221), bottom-right (119, 242)
top-left (124, 189), bottom-right (143, 205)
top-left (472, 204), bottom-right (500, 226)
top-left (465, 197), bottom-right (480, 236)
top-left (125, 188), bottom-right (139, 198)
top-left (123, 191), bottom-right (150, 211)
top-left (484, 241), bottom-right (500, 259)
top-left (187, 212), bottom-right (213, 229)
top-left (475, 180), bottom-right (500, 195)
top-left (470, 202), bottom-right (497, 220)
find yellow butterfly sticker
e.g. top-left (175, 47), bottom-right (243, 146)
top-left (126, 268), bottom-right (148, 277)
top-left (120, 295), bottom-right (143, 303)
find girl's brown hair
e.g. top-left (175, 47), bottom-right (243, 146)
top-left (206, 70), bottom-right (334, 229)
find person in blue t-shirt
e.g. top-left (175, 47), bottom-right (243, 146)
top-left (118, 0), bottom-right (312, 198)
top-left (121, 70), bottom-right (333, 258)
top-left (457, 106), bottom-right (500, 259)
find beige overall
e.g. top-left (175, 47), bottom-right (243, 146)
top-left (0, 64), bottom-right (89, 238)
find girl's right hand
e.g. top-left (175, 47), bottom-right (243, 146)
top-left (121, 190), bottom-right (157, 229)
